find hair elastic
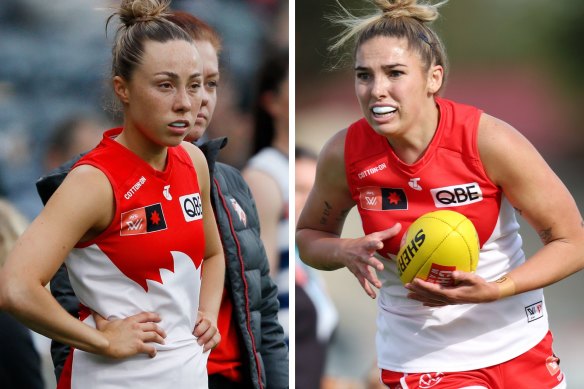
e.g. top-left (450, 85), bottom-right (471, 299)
top-left (418, 33), bottom-right (432, 47)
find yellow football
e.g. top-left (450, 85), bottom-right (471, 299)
top-left (396, 210), bottom-right (479, 286)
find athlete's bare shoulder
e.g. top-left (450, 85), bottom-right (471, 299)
top-left (317, 128), bottom-right (349, 179)
top-left (180, 141), bottom-right (210, 189)
top-left (477, 112), bottom-right (540, 185)
top-left (47, 164), bottom-right (114, 238)
top-left (321, 128), bottom-right (348, 162)
top-left (180, 140), bottom-right (203, 156)
top-left (180, 141), bottom-right (207, 166)
top-left (313, 128), bottom-right (353, 204)
top-left (478, 113), bottom-right (518, 140)
top-left (62, 164), bottom-right (112, 199)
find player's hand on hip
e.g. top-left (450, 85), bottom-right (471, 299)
top-left (193, 310), bottom-right (220, 352)
top-left (405, 271), bottom-right (499, 306)
top-left (93, 311), bottom-right (166, 359)
top-left (341, 223), bottom-right (401, 299)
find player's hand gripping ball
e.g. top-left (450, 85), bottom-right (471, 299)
top-left (396, 210), bottom-right (479, 286)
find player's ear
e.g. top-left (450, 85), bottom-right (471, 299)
top-left (427, 65), bottom-right (444, 95)
top-left (113, 76), bottom-right (130, 104)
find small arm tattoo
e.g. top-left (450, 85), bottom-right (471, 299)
top-left (494, 276), bottom-right (508, 284)
top-left (538, 227), bottom-right (553, 244)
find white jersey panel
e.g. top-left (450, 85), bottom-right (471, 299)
top-left (66, 245), bottom-right (207, 387)
top-left (376, 196), bottom-right (549, 372)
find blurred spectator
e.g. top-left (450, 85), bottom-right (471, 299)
top-left (0, 198), bottom-right (44, 389)
top-left (0, 0), bottom-right (109, 220)
top-left (0, 0), bottom-right (285, 210)
top-left (197, 74), bottom-right (254, 168)
top-left (0, 170), bottom-right (7, 197)
top-left (1, 112), bottom-right (105, 221)
top-left (295, 147), bottom-right (338, 389)
top-left (174, 0), bottom-right (289, 168)
top-left (243, 48), bottom-right (289, 338)
top-left (176, 0), bottom-right (281, 108)
top-left (43, 114), bottom-right (106, 172)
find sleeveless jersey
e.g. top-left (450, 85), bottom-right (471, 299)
top-left (344, 98), bottom-right (548, 372)
top-left (60, 128), bottom-right (208, 388)
top-left (247, 147), bottom-right (290, 337)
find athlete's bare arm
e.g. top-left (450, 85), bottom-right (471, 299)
top-left (479, 113), bottom-right (584, 293)
top-left (0, 165), bottom-right (166, 358)
top-left (183, 142), bottom-right (224, 351)
top-left (296, 129), bottom-right (401, 298)
top-left (406, 114), bottom-right (584, 305)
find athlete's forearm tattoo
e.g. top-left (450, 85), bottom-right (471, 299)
top-left (494, 276), bottom-right (508, 284)
top-left (319, 201), bottom-right (333, 225)
top-left (538, 227), bottom-right (553, 244)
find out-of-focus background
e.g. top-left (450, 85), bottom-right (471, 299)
top-left (296, 0), bottom-right (584, 387)
top-left (0, 0), bottom-right (288, 221)
top-left (0, 0), bottom-right (288, 387)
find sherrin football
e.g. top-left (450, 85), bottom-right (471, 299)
top-left (396, 210), bottom-right (479, 286)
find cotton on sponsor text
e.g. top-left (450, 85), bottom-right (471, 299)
top-left (358, 162), bottom-right (387, 179)
top-left (125, 176), bottom-right (147, 199)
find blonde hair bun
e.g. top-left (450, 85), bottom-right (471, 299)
top-left (328, 0), bottom-right (449, 93)
top-left (374, 0), bottom-right (445, 23)
top-left (117, 0), bottom-right (171, 26)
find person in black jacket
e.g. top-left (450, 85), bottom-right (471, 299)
top-left (36, 11), bottom-right (288, 389)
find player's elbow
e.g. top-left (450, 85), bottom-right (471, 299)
top-left (0, 272), bottom-right (29, 313)
top-left (569, 227), bottom-right (584, 263)
top-left (0, 273), bottom-right (14, 311)
top-left (575, 235), bottom-right (584, 273)
top-left (557, 232), bottom-right (584, 279)
top-left (295, 229), bottom-right (337, 271)
top-left (295, 228), bottom-right (310, 261)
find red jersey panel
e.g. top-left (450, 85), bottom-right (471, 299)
top-left (345, 98), bottom-right (499, 257)
top-left (344, 98), bottom-right (548, 373)
top-left (60, 128), bottom-right (209, 388)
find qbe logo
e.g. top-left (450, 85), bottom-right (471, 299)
top-left (430, 182), bottom-right (482, 208)
top-left (179, 193), bottom-right (203, 222)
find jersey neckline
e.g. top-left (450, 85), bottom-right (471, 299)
top-left (380, 97), bottom-right (449, 175)
top-left (101, 127), bottom-right (175, 180)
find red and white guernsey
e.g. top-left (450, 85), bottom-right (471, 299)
top-left (58, 128), bottom-right (208, 388)
top-left (344, 98), bottom-right (548, 372)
